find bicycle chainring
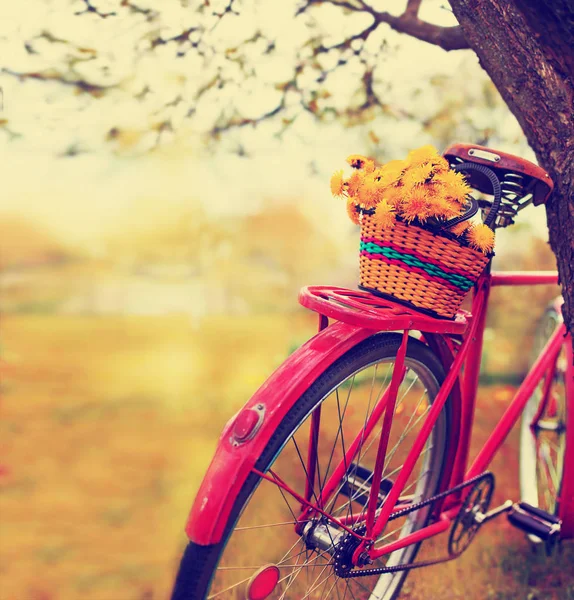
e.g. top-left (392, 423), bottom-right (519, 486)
top-left (448, 472), bottom-right (494, 556)
top-left (332, 472), bottom-right (495, 579)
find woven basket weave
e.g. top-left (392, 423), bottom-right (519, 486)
top-left (359, 214), bottom-right (491, 319)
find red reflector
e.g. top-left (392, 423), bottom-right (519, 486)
top-left (246, 565), bottom-right (280, 600)
top-left (232, 408), bottom-right (260, 442)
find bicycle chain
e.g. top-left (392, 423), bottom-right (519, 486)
top-left (337, 472), bottom-right (492, 578)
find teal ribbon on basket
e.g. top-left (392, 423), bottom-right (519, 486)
top-left (359, 240), bottom-right (475, 292)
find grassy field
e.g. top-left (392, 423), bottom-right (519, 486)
top-left (1, 314), bottom-right (572, 600)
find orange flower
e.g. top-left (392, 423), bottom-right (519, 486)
top-left (448, 220), bottom-right (472, 236)
top-left (402, 163), bottom-right (435, 189)
top-left (378, 160), bottom-right (407, 188)
top-left (434, 170), bottom-right (472, 203)
top-left (346, 154), bottom-right (375, 172)
top-left (429, 186), bottom-right (464, 219)
top-left (467, 223), bottom-right (495, 253)
top-left (346, 170), bottom-right (364, 198)
top-left (357, 173), bottom-right (384, 208)
top-left (383, 186), bottom-right (404, 208)
top-left (407, 145), bottom-right (441, 167)
top-left (373, 200), bottom-right (396, 229)
top-left (330, 169), bottom-right (346, 197)
top-left (430, 155), bottom-right (450, 173)
top-left (399, 187), bottom-right (432, 223)
top-left (346, 199), bottom-right (361, 224)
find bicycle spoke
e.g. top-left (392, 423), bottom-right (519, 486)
top-left (279, 536), bottom-right (307, 565)
top-left (278, 547), bottom-right (304, 599)
top-left (327, 364), bottom-right (380, 518)
top-left (235, 520), bottom-right (300, 531)
top-left (321, 374), bottom-right (357, 491)
top-left (268, 473), bottom-right (299, 523)
top-left (301, 564), bottom-right (333, 599)
top-left (328, 364), bottom-right (393, 516)
top-left (383, 392), bottom-right (430, 474)
top-left (278, 547), bottom-right (331, 598)
top-left (344, 372), bottom-right (422, 503)
top-left (350, 363), bottom-right (393, 487)
top-left (334, 443), bottom-right (434, 520)
top-left (292, 434), bottom-right (323, 509)
top-left (201, 347), bottom-right (446, 600)
top-left (335, 386), bottom-right (354, 524)
top-left (349, 574), bottom-right (377, 598)
top-left (207, 575), bottom-right (253, 598)
top-left (402, 467), bottom-right (432, 496)
top-left (538, 444), bottom-right (558, 496)
top-left (376, 522), bottom-right (405, 544)
top-left (319, 573), bottom-right (337, 599)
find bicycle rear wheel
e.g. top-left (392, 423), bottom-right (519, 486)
top-left (172, 333), bottom-right (454, 600)
top-left (519, 307), bottom-right (568, 530)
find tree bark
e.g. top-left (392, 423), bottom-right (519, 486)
top-left (448, 0), bottom-right (574, 341)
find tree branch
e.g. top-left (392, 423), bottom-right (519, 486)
top-left (150, 26), bottom-right (200, 49)
top-left (75, 0), bottom-right (116, 18)
top-left (375, 10), bottom-right (469, 51)
top-left (298, 0), bottom-right (470, 52)
top-left (2, 68), bottom-right (112, 96)
top-left (405, 0), bottom-right (423, 18)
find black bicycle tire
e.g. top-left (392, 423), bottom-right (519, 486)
top-left (171, 333), bottom-right (454, 600)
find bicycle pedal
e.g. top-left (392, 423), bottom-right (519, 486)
top-left (507, 502), bottom-right (561, 554)
top-left (340, 463), bottom-right (393, 508)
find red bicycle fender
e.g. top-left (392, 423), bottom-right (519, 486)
top-left (185, 321), bottom-right (374, 546)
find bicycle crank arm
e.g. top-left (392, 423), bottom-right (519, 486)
top-left (474, 500), bottom-right (513, 524)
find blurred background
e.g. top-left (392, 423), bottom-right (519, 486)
top-left (0, 0), bottom-right (569, 599)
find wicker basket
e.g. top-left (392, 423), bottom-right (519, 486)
top-left (359, 213), bottom-right (491, 319)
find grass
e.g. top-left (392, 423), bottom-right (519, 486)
top-left (0, 314), bottom-right (572, 600)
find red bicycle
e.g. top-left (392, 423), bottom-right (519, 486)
top-left (171, 146), bottom-right (572, 600)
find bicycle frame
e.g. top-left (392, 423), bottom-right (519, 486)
top-left (185, 270), bottom-right (573, 560)
top-left (352, 270), bottom-right (573, 563)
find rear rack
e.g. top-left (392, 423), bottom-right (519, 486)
top-left (299, 286), bottom-right (470, 335)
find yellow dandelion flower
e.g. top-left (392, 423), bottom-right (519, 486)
top-left (346, 199), bottom-right (361, 225)
top-left (434, 170), bottom-right (472, 203)
top-left (364, 159), bottom-right (376, 173)
top-left (346, 154), bottom-right (375, 172)
top-left (402, 163), bottom-right (435, 188)
top-left (407, 145), bottom-right (441, 167)
top-left (330, 169), bottom-right (346, 197)
top-left (373, 200), bottom-right (396, 230)
top-left (383, 186), bottom-right (404, 207)
top-left (428, 187), bottom-right (464, 219)
top-left (357, 173), bottom-right (384, 208)
top-left (448, 221), bottom-right (472, 236)
top-left (346, 170), bottom-right (363, 197)
top-left (467, 223), bottom-right (495, 254)
top-left (399, 187), bottom-right (433, 223)
top-left (378, 160), bottom-right (407, 188)
top-left (430, 155), bottom-right (450, 173)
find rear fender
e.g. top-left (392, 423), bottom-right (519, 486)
top-left (186, 321), bottom-right (373, 545)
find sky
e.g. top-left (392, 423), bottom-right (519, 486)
top-left (0, 0), bottom-right (549, 250)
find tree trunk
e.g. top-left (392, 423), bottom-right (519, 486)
top-left (448, 0), bottom-right (574, 342)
